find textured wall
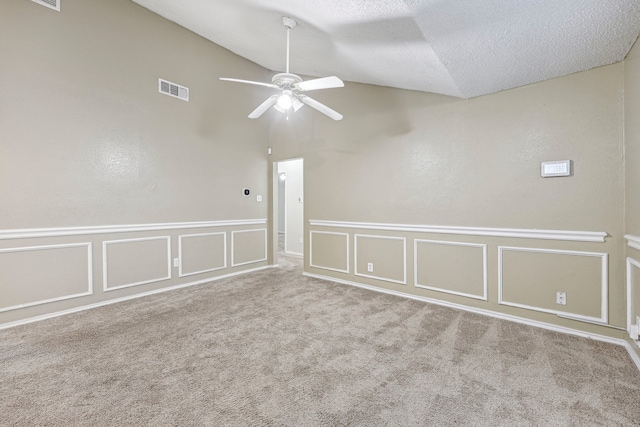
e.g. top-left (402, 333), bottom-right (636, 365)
top-left (0, 0), bottom-right (272, 325)
top-left (273, 66), bottom-right (623, 231)
top-left (626, 40), bottom-right (640, 239)
top-left (0, 0), bottom-right (270, 229)
top-left (625, 38), bottom-right (640, 332)
top-left (271, 64), bottom-right (626, 334)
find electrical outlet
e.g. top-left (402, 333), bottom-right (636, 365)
top-left (367, 262), bottom-right (374, 273)
top-left (173, 258), bottom-right (179, 268)
top-left (299, 237), bottom-right (303, 244)
top-left (556, 291), bottom-right (566, 305)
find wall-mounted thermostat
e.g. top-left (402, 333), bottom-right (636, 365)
top-left (243, 188), bottom-right (250, 196)
top-left (541, 160), bottom-right (571, 177)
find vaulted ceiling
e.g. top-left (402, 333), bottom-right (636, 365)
top-left (132, 0), bottom-right (640, 99)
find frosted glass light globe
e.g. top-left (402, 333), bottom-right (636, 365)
top-left (277, 91), bottom-right (293, 110)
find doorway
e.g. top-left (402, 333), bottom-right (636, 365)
top-left (275, 158), bottom-right (304, 259)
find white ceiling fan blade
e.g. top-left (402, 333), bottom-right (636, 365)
top-left (299, 96), bottom-right (343, 121)
top-left (296, 76), bottom-right (344, 91)
top-left (248, 95), bottom-right (278, 119)
top-left (220, 77), bottom-right (278, 89)
top-left (292, 97), bottom-right (304, 112)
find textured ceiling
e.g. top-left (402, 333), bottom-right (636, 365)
top-left (132, 0), bottom-right (640, 99)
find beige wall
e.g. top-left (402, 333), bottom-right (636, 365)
top-left (1, 0), bottom-right (270, 228)
top-left (273, 66), bottom-right (623, 231)
top-left (272, 63), bottom-right (627, 335)
top-left (625, 38), bottom-right (640, 337)
top-left (0, 0), bottom-right (272, 325)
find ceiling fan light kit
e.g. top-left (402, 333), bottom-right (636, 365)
top-left (220, 16), bottom-right (344, 121)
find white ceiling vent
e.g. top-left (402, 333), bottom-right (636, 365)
top-left (31, 0), bottom-right (60, 11)
top-left (159, 78), bottom-right (189, 102)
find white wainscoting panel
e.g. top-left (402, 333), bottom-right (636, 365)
top-left (2, 264), bottom-right (278, 331)
top-left (0, 243), bottom-right (93, 312)
top-left (627, 257), bottom-right (640, 339)
top-left (303, 271), bottom-right (640, 372)
top-left (309, 231), bottom-right (350, 274)
top-left (231, 229), bottom-right (268, 267)
top-left (354, 234), bottom-right (407, 285)
top-left (103, 236), bottom-right (171, 292)
top-left (498, 246), bottom-right (608, 324)
top-left (178, 232), bottom-right (227, 278)
top-left (414, 239), bottom-right (488, 301)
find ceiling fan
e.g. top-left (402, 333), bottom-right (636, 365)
top-left (220, 16), bottom-right (344, 121)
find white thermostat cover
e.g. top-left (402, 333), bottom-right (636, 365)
top-left (541, 160), bottom-right (571, 177)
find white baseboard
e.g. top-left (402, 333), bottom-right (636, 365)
top-left (284, 251), bottom-right (303, 258)
top-left (303, 271), bottom-right (640, 372)
top-left (628, 340), bottom-right (640, 370)
top-left (0, 264), bottom-right (278, 331)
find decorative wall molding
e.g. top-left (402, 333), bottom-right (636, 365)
top-left (354, 234), bottom-right (407, 285)
top-left (231, 229), bottom-right (268, 267)
top-left (627, 257), bottom-right (640, 340)
top-left (302, 271), bottom-right (640, 372)
top-left (625, 235), bottom-right (640, 251)
top-left (498, 246), bottom-right (608, 324)
top-left (0, 264), bottom-right (278, 331)
top-left (103, 236), bottom-right (171, 292)
top-left (0, 219), bottom-right (267, 240)
top-left (178, 232), bottom-right (227, 278)
top-left (309, 231), bottom-right (350, 274)
top-left (414, 239), bottom-right (488, 301)
top-left (310, 220), bottom-right (606, 243)
top-left (0, 243), bottom-right (93, 313)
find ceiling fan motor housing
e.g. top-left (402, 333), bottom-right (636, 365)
top-left (272, 73), bottom-right (302, 90)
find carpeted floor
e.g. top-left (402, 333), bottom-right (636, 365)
top-left (1, 253), bottom-right (639, 426)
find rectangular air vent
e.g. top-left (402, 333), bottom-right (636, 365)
top-left (159, 78), bottom-right (189, 102)
top-left (31, 0), bottom-right (60, 11)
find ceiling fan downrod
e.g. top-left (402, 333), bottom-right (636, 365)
top-left (282, 16), bottom-right (296, 74)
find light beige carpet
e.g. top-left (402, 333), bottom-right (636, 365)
top-left (1, 254), bottom-right (639, 426)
